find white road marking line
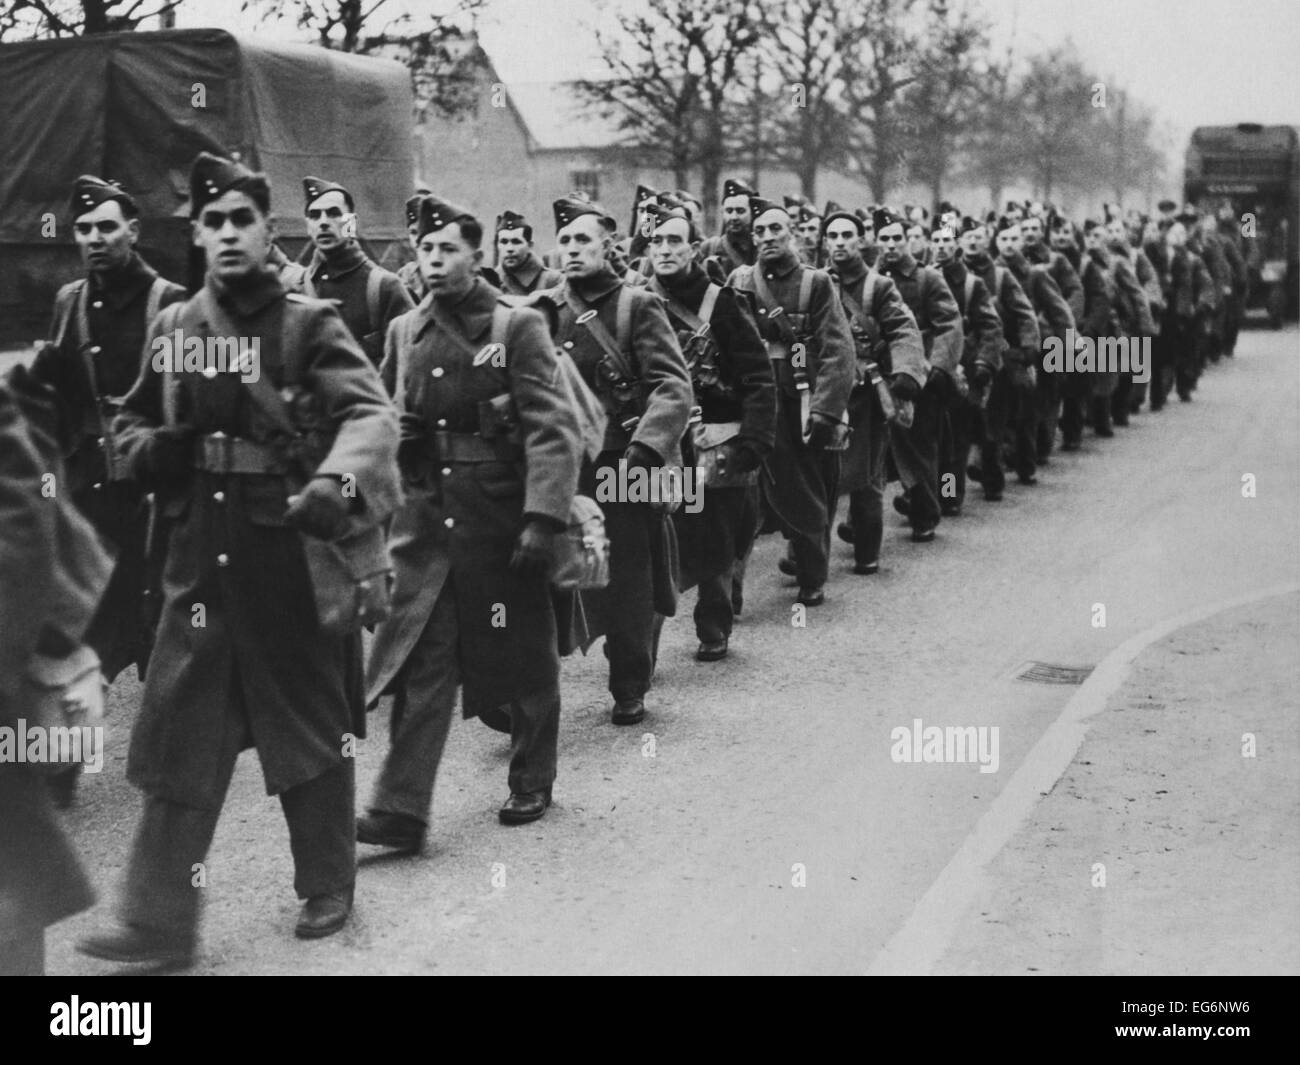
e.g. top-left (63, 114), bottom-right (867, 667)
top-left (865, 581), bottom-right (1300, 975)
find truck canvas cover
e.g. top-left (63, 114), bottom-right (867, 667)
top-left (0, 27), bottom-right (414, 345)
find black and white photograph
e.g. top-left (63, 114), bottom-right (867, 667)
top-left (0, 0), bottom-right (1296, 1011)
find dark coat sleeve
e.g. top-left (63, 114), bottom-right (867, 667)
top-left (1031, 265), bottom-right (1076, 338)
top-left (963, 275), bottom-right (1005, 373)
top-left (1051, 253), bottom-right (1086, 323)
top-left (871, 275), bottom-right (927, 385)
top-left (806, 269), bottom-right (857, 421)
top-left (505, 306), bottom-right (582, 526)
top-left (1078, 262), bottom-right (1114, 339)
top-left (1110, 256), bottom-right (1155, 336)
top-left (626, 286), bottom-right (693, 466)
top-left (919, 268), bottom-right (964, 376)
top-left (712, 284), bottom-right (777, 454)
top-left (999, 270), bottom-right (1040, 360)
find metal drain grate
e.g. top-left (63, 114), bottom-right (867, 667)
top-left (1014, 661), bottom-right (1095, 685)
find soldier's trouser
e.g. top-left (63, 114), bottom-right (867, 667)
top-left (1035, 363), bottom-right (1061, 459)
top-left (1150, 320), bottom-right (1182, 408)
top-left (694, 566), bottom-right (735, 644)
top-left (1224, 296), bottom-right (1242, 355)
top-left (943, 402), bottom-right (980, 508)
top-left (979, 373), bottom-right (1012, 491)
top-left (374, 582), bottom-right (558, 819)
top-left (1111, 372), bottom-right (1133, 422)
top-left (602, 499), bottom-right (660, 702)
top-left (889, 388), bottom-right (942, 529)
top-left (786, 454), bottom-right (838, 588)
top-left (1008, 379), bottom-right (1037, 479)
top-left (840, 405), bottom-right (889, 564)
top-left (119, 693), bottom-right (355, 944)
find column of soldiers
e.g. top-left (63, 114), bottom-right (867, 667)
top-left (3, 155), bottom-right (1247, 972)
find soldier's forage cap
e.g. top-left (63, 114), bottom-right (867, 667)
top-left (1025, 200), bottom-right (1046, 219)
top-left (644, 200), bottom-right (695, 237)
top-left (821, 209), bottom-right (864, 237)
top-left (872, 206), bottom-right (905, 234)
top-left (496, 210), bottom-right (529, 232)
top-left (302, 176), bottom-right (354, 212)
top-left (1047, 210), bottom-right (1071, 233)
top-left (1102, 202), bottom-right (1122, 224)
top-left (634, 184), bottom-right (659, 207)
top-left (749, 197), bottom-right (787, 222)
top-left (405, 191), bottom-right (430, 227)
top-left (69, 175), bottom-right (138, 220)
top-left (1176, 203), bottom-right (1201, 224)
top-left (793, 203), bottom-right (820, 225)
top-left (553, 195), bottom-right (615, 233)
top-left (1156, 198), bottom-right (1178, 213)
top-left (823, 199), bottom-right (845, 217)
top-left (190, 152), bottom-right (267, 218)
top-left (995, 214), bottom-right (1021, 235)
top-left (783, 194), bottom-right (810, 212)
top-left (905, 204), bottom-right (929, 223)
top-left (416, 194), bottom-right (477, 240)
top-left (854, 206), bottom-right (872, 224)
top-left (959, 215), bottom-right (984, 235)
top-left (722, 178), bottom-right (757, 201)
top-left (675, 190), bottom-right (701, 207)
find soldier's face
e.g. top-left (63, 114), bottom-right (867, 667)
top-left (1021, 217), bottom-right (1043, 246)
top-left (861, 222), bottom-right (875, 248)
top-left (1084, 227), bottom-right (1102, 251)
top-left (824, 220), bottom-right (861, 263)
top-left (1050, 226), bottom-right (1075, 252)
top-left (407, 221), bottom-right (420, 251)
top-left (753, 211), bottom-right (795, 262)
top-left (497, 228), bottom-right (530, 270)
top-left (74, 201), bottom-right (139, 273)
top-left (557, 215), bottom-right (612, 278)
top-left (906, 225), bottom-right (928, 257)
top-left (418, 222), bottom-right (481, 297)
top-left (995, 225), bottom-right (1022, 258)
top-left (798, 217), bottom-right (822, 251)
top-left (876, 223), bottom-right (906, 265)
top-left (959, 227), bottom-right (986, 257)
top-left (722, 196), bottom-right (752, 234)
top-left (1165, 222), bottom-right (1186, 249)
top-left (930, 227), bottom-right (957, 264)
top-left (648, 217), bottom-right (696, 278)
top-left (194, 189), bottom-right (272, 283)
top-left (305, 190), bottom-right (355, 251)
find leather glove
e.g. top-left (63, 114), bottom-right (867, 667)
top-left (726, 441), bottom-right (764, 475)
top-left (510, 517), bottom-right (564, 580)
top-left (971, 363), bottom-right (993, 389)
top-left (397, 413), bottom-right (428, 485)
top-left (144, 425), bottom-right (196, 481)
top-left (623, 442), bottom-right (659, 470)
top-left (890, 373), bottom-right (922, 402)
top-left (804, 411), bottom-right (840, 449)
top-left (284, 476), bottom-right (352, 541)
top-left (926, 365), bottom-right (955, 400)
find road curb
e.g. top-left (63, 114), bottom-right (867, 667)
top-left (865, 581), bottom-right (1300, 976)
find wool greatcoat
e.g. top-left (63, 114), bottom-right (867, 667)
top-left (365, 278), bottom-right (581, 717)
top-left (113, 270), bottom-right (401, 810)
top-left (305, 240), bottom-right (413, 366)
top-left (32, 252), bottom-right (186, 680)
top-left (727, 250), bottom-right (856, 552)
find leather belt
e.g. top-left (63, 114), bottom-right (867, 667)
top-left (434, 430), bottom-right (522, 464)
top-left (193, 432), bottom-right (288, 475)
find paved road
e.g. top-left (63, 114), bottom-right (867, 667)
top-left (51, 326), bottom-right (1300, 975)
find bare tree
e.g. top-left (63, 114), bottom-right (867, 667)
top-left (0, 0), bottom-right (183, 39)
top-left (575, 0), bottom-right (762, 228)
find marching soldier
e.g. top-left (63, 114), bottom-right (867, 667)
top-left (822, 208), bottom-right (926, 571)
top-left (31, 176), bottom-right (186, 699)
top-left (931, 221), bottom-right (1003, 513)
top-left (1021, 210), bottom-right (1083, 453)
top-left (791, 200), bottom-right (824, 267)
top-left (962, 217), bottom-right (1039, 491)
top-left (858, 208), bottom-right (880, 269)
top-left (545, 195), bottom-right (693, 726)
top-left (78, 152), bottom-right (402, 965)
top-left (493, 210), bottom-right (563, 297)
top-left (644, 200), bottom-right (776, 660)
top-left (359, 195), bottom-right (582, 843)
top-left (1145, 218), bottom-right (1215, 408)
top-left (1215, 214), bottom-right (1249, 358)
top-left (875, 207), bottom-right (963, 539)
top-left (302, 175), bottom-right (413, 365)
top-left (701, 178), bottom-right (759, 282)
top-left (1060, 221), bottom-right (1120, 440)
top-left (995, 216), bottom-right (1075, 474)
top-left (1103, 211), bottom-right (1157, 425)
top-left (1126, 217), bottom-right (1166, 413)
top-left (397, 188), bottom-right (432, 303)
top-left (728, 197), bottom-right (856, 603)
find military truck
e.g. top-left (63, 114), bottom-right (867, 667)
top-left (0, 27), bottom-right (415, 350)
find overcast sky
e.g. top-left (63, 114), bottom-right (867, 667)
top-left (182, 0), bottom-right (1298, 145)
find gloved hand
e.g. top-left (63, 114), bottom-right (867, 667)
top-left (890, 373), bottom-right (922, 402)
top-left (144, 425), bottom-right (196, 481)
top-left (927, 365), bottom-right (957, 401)
top-left (804, 411), bottom-right (840, 449)
top-left (623, 442), bottom-right (659, 470)
top-left (971, 363), bottom-right (993, 389)
top-left (726, 441), bottom-right (764, 475)
top-left (510, 516), bottom-right (564, 580)
top-left (397, 413), bottom-right (428, 484)
top-left (284, 475), bottom-right (352, 541)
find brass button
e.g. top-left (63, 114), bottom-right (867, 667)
top-left (431, 367), bottom-right (445, 378)
top-left (92, 482), bottom-right (102, 490)
top-left (213, 491), bottom-right (225, 502)
top-left (562, 341), bottom-right (574, 349)
top-left (444, 517), bottom-right (454, 529)
top-left (217, 553), bottom-right (230, 567)
top-left (436, 418), bottom-right (447, 428)
top-left (441, 467), bottom-right (452, 476)
top-left (91, 300), bottom-right (103, 309)
top-left (89, 345), bottom-right (102, 355)
top-left (96, 437), bottom-right (106, 447)
top-left (201, 366), bottom-right (218, 379)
